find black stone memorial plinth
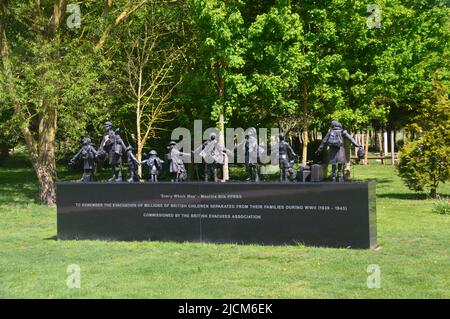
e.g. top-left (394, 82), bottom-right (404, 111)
top-left (56, 182), bottom-right (377, 248)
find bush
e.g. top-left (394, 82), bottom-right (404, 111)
top-left (432, 198), bottom-right (450, 215)
top-left (397, 81), bottom-right (450, 198)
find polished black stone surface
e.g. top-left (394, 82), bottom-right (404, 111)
top-left (56, 181), bottom-right (377, 248)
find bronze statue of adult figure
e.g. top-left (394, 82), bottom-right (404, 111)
top-left (278, 132), bottom-right (296, 182)
top-left (69, 137), bottom-right (98, 182)
top-left (193, 132), bottom-right (226, 182)
top-left (98, 121), bottom-right (126, 182)
top-left (315, 120), bottom-right (360, 182)
top-left (167, 141), bottom-right (190, 182)
top-left (236, 127), bottom-right (263, 182)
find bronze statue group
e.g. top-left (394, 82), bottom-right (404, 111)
top-left (70, 121), bottom-right (362, 183)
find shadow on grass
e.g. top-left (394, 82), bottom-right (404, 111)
top-left (377, 193), bottom-right (428, 200)
top-left (0, 174), bottom-right (39, 204)
top-left (354, 177), bottom-right (392, 184)
top-left (378, 192), bottom-right (448, 200)
top-left (44, 235), bottom-right (57, 240)
top-left (0, 152), bottom-right (39, 204)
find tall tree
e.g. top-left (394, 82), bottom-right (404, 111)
top-left (0, 1), bottom-right (66, 204)
top-left (121, 1), bottom-right (184, 177)
top-left (0, 0), bottom-right (143, 204)
top-left (189, 0), bottom-right (247, 180)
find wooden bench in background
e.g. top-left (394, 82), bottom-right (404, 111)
top-left (351, 153), bottom-right (398, 165)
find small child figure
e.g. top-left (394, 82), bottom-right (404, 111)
top-left (176, 159), bottom-right (188, 182)
top-left (142, 150), bottom-right (164, 182)
top-left (125, 146), bottom-right (141, 182)
top-left (166, 141), bottom-right (190, 182)
top-left (69, 137), bottom-right (98, 182)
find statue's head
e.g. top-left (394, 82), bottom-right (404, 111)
top-left (104, 121), bottom-right (113, 131)
top-left (168, 141), bottom-right (177, 149)
top-left (149, 150), bottom-right (157, 156)
top-left (331, 120), bottom-right (342, 129)
top-left (82, 137), bottom-right (91, 145)
top-left (210, 132), bottom-right (216, 140)
top-left (279, 132), bottom-right (285, 141)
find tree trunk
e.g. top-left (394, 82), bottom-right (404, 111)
top-left (136, 77), bottom-right (143, 179)
top-left (217, 63), bottom-right (228, 181)
top-left (34, 106), bottom-right (58, 205)
top-left (137, 133), bottom-right (142, 179)
top-left (344, 139), bottom-right (351, 180)
top-left (377, 129), bottom-right (384, 164)
top-left (35, 159), bottom-right (57, 205)
top-left (219, 109), bottom-right (229, 181)
top-left (430, 188), bottom-right (437, 199)
top-left (301, 83), bottom-right (308, 165)
top-left (364, 130), bottom-right (369, 165)
top-left (390, 129), bottom-right (395, 165)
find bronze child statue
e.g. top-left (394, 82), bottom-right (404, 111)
top-left (167, 141), bottom-right (189, 182)
top-left (69, 137), bottom-right (98, 182)
top-left (315, 120), bottom-right (360, 182)
top-left (125, 145), bottom-right (141, 182)
top-left (142, 150), bottom-right (164, 182)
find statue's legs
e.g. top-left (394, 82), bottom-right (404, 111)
top-left (248, 164), bottom-right (259, 182)
top-left (86, 169), bottom-right (94, 182)
top-left (337, 163), bottom-right (344, 182)
top-left (331, 164), bottom-right (336, 182)
top-left (115, 163), bottom-right (123, 182)
top-left (132, 168), bottom-right (140, 182)
top-left (254, 165), bottom-right (260, 182)
top-left (109, 165), bottom-right (116, 182)
top-left (212, 163), bottom-right (218, 182)
top-left (89, 168), bottom-right (96, 182)
top-left (127, 171), bottom-right (134, 183)
top-left (288, 167), bottom-right (295, 181)
top-left (280, 168), bottom-right (287, 182)
top-left (177, 169), bottom-right (183, 181)
top-left (81, 169), bottom-right (89, 182)
top-left (245, 163), bottom-right (252, 181)
top-left (127, 166), bottom-right (133, 183)
top-left (204, 163), bottom-right (209, 182)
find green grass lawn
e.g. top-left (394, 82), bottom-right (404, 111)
top-left (0, 152), bottom-right (449, 298)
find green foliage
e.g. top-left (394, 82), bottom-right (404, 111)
top-left (397, 81), bottom-right (450, 197)
top-left (1, 1), bottom-right (113, 160)
top-left (188, 0), bottom-right (247, 125)
top-left (246, 5), bottom-right (304, 125)
top-left (432, 197), bottom-right (450, 215)
top-left (1, 0), bottom-right (449, 167)
top-left (369, 0), bottom-right (450, 129)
